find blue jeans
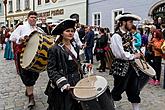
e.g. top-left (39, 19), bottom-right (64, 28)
top-left (84, 47), bottom-right (93, 64)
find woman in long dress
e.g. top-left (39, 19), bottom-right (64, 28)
top-left (4, 27), bottom-right (14, 60)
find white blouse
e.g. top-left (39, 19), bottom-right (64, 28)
top-left (68, 44), bottom-right (77, 60)
top-left (9, 21), bottom-right (44, 44)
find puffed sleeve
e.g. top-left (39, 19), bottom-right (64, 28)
top-left (9, 25), bottom-right (23, 44)
top-left (47, 46), bottom-right (69, 89)
top-left (111, 33), bottom-right (134, 60)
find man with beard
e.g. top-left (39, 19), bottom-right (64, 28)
top-left (110, 13), bottom-right (142, 110)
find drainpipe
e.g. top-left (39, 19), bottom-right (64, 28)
top-left (86, 0), bottom-right (88, 25)
top-left (3, 0), bottom-right (7, 26)
top-left (33, 0), bottom-right (35, 11)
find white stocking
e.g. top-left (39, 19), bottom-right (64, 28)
top-left (132, 103), bottom-right (140, 110)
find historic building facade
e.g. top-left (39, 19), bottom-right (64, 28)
top-left (88, 0), bottom-right (165, 32)
top-left (0, 0), bottom-right (5, 26)
top-left (1, 0), bottom-right (87, 27)
top-left (4, 0), bottom-right (34, 27)
top-left (35, 0), bottom-right (87, 25)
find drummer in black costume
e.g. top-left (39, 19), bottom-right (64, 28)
top-left (45, 19), bottom-right (83, 110)
top-left (110, 13), bottom-right (142, 110)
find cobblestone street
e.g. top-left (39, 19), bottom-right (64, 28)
top-left (0, 49), bottom-right (165, 110)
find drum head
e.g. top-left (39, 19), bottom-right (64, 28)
top-left (135, 59), bottom-right (156, 77)
top-left (22, 32), bottom-right (40, 68)
top-left (73, 75), bottom-right (107, 101)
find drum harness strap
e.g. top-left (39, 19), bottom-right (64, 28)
top-left (49, 44), bottom-right (83, 90)
top-left (63, 45), bottom-right (83, 79)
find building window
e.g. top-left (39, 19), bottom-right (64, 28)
top-left (114, 10), bottom-right (123, 25)
top-left (45, 0), bottom-right (50, 3)
top-left (112, 8), bottom-right (124, 32)
top-left (25, 0), bottom-right (30, 10)
top-left (92, 12), bottom-right (101, 27)
top-left (16, 0), bottom-right (21, 11)
top-left (8, 0), bottom-right (13, 13)
top-left (38, 0), bottom-right (41, 5)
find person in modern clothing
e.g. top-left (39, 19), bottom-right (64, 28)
top-left (37, 16), bottom-right (51, 35)
top-left (161, 24), bottom-right (165, 39)
top-left (84, 26), bottom-right (95, 64)
top-left (78, 24), bottom-right (86, 43)
top-left (70, 14), bottom-right (83, 48)
top-left (148, 30), bottom-right (164, 85)
top-left (94, 28), bottom-right (108, 72)
top-left (139, 28), bottom-right (148, 47)
top-left (130, 25), bottom-right (142, 50)
top-left (45, 19), bottom-right (83, 110)
top-left (9, 11), bottom-right (43, 108)
top-left (110, 13), bottom-right (142, 110)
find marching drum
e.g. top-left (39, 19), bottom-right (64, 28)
top-left (134, 59), bottom-right (156, 90)
top-left (73, 75), bottom-right (115, 110)
top-left (134, 59), bottom-right (156, 77)
top-left (20, 31), bottom-right (54, 73)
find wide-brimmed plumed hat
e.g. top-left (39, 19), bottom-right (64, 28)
top-left (51, 18), bottom-right (76, 35)
top-left (115, 13), bottom-right (141, 21)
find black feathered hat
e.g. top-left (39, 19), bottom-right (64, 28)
top-left (51, 18), bottom-right (76, 35)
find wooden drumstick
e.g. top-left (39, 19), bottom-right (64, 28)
top-left (139, 59), bottom-right (145, 70)
top-left (70, 86), bottom-right (95, 89)
top-left (138, 49), bottom-right (149, 69)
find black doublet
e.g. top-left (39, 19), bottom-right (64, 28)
top-left (45, 42), bottom-right (82, 110)
top-left (110, 30), bottom-right (133, 76)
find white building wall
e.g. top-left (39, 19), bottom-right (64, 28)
top-left (35, 0), bottom-right (87, 24)
top-left (88, 0), bottom-right (162, 32)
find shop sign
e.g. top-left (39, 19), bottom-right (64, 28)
top-left (38, 9), bottom-right (64, 17)
top-left (51, 9), bottom-right (64, 16)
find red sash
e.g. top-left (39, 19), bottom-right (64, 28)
top-left (13, 42), bottom-right (24, 74)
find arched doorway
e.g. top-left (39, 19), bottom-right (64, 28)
top-left (149, 0), bottom-right (165, 24)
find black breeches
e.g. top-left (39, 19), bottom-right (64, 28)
top-left (111, 66), bottom-right (141, 103)
top-left (19, 69), bottom-right (39, 86)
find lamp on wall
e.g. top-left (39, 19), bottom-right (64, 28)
top-left (3, 0), bottom-right (7, 26)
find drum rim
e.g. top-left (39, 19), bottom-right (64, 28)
top-left (21, 31), bottom-right (40, 68)
top-left (134, 59), bottom-right (156, 77)
top-left (73, 75), bottom-right (108, 101)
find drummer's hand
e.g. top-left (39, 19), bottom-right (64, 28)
top-left (19, 35), bottom-right (29, 42)
top-left (134, 53), bottom-right (141, 59)
top-left (81, 44), bottom-right (85, 49)
top-left (83, 43), bottom-right (87, 48)
top-left (19, 36), bottom-right (25, 42)
top-left (42, 33), bottom-right (47, 36)
top-left (61, 84), bottom-right (70, 92)
top-left (24, 35), bottom-right (30, 41)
